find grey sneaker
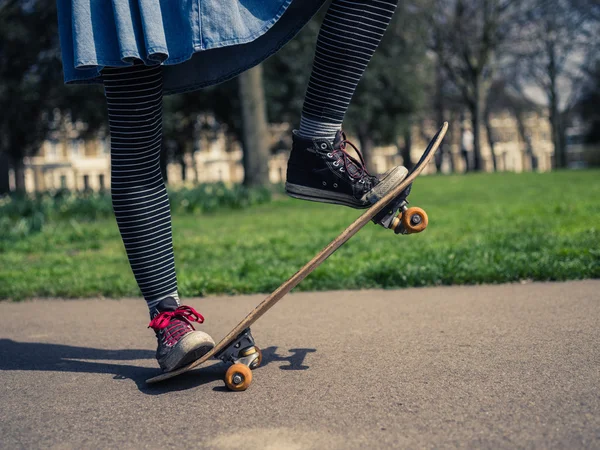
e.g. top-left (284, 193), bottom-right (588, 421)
top-left (148, 297), bottom-right (215, 372)
top-left (285, 130), bottom-right (408, 208)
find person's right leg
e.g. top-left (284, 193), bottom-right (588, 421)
top-left (286, 0), bottom-right (407, 209)
top-left (298, 0), bottom-right (400, 142)
top-left (102, 63), bottom-right (214, 372)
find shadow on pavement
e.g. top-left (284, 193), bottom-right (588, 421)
top-left (0, 339), bottom-right (316, 395)
top-left (260, 346), bottom-right (317, 371)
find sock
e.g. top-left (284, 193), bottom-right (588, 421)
top-left (298, 115), bottom-right (341, 142)
top-left (298, 0), bottom-right (399, 142)
top-left (102, 64), bottom-right (179, 314)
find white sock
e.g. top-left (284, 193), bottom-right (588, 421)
top-left (297, 115), bottom-right (341, 143)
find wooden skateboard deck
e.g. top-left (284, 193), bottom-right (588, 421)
top-left (146, 122), bottom-right (448, 385)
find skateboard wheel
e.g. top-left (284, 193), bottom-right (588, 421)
top-left (401, 207), bottom-right (428, 234)
top-left (225, 363), bottom-right (253, 391)
top-left (250, 347), bottom-right (263, 370)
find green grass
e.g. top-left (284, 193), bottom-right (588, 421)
top-left (1, 170), bottom-right (599, 300)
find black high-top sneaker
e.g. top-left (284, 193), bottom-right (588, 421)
top-left (285, 130), bottom-right (408, 208)
top-left (148, 297), bottom-right (215, 372)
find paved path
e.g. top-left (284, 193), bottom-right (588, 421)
top-left (0, 281), bottom-right (598, 449)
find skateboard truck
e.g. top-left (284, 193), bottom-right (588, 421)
top-left (215, 328), bottom-right (262, 391)
top-left (371, 183), bottom-right (429, 235)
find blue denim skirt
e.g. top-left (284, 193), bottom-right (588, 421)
top-left (57, 0), bottom-right (326, 95)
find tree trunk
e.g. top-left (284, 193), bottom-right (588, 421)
top-left (549, 103), bottom-right (566, 168)
top-left (192, 139), bottom-right (201, 184)
top-left (11, 155), bottom-right (26, 192)
top-left (548, 42), bottom-right (566, 168)
top-left (460, 111), bottom-right (470, 172)
top-left (484, 108), bottom-right (498, 172)
top-left (514, 110), bottom-right (538, 171)
top-left (357, 126), bottom-right (376, 175)
top-left (180, 152), bottom-right (187, 182)
top-left (434, 59), bottom-right (445, 172)
top-left (238, 65), bottom-right (270, 187)
top-left (400, 126), bottom-right (414, 171)
top-left (549, 96), bottom-right (565, 168)
top-left (0, 152), bottom-right (10, 194)
top-left (446, 111), bottom-right (457, 174)
top-left (471, 75), bottom-right (484, 171)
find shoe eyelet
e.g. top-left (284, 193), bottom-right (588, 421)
top-left (359, 179), bottom-right (364, 184)
top-left (340, 168), bottom-right (345, 172)
top-left (320, 143), bottom-right (328, 149)
top-left (322, 181), bottom-right (327, 186)
top-left (333, 183), bottom-right (338, 188)
top-left (327, 153), bottom-right (333, 158)
top-left (333, 161), bottom-right (339, 167)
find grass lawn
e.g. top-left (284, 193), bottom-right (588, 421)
top-left (1, 170), bottom-right (598, 300)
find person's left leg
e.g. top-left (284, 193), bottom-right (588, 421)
top-left (286, 0), bottom-right (407, 209)
top-left (102, 63), bottom-right (214, 372)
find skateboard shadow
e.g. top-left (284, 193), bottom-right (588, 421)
top-left (0, 339), bottom-right (316, 395)
top-left (259, 346), bottom-right (316, 371)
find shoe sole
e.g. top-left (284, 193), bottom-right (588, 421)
top-left (285, 183), bottom-right (370, 208)
top-left (161, 331), bottom-right (215, 372)
top-left (285, 166), bottom-right (409, 209)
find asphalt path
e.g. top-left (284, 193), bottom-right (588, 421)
top-left (0, 280), bottom-right (598, 449)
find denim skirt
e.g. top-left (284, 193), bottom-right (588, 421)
top-left (57, 0), bottom-right (326, 95)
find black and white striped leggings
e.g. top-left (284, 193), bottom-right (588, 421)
top-left (102, 0), bottom-right (397, 313)
top-left (301, 0), bottom-right (398, 134)
top-left (102, 64), bottom-right (176, 314)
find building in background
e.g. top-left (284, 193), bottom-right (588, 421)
top-left (446, 111), bottom-right (554, 173)
top-left (9, 110), bottom-right (556, 193)
top-left (15, 120), bottom-right (111, 193)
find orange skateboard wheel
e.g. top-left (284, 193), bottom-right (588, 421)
top-left (401, 207), bottom-right (428, 234)
top-left (225, 363), bottom-right (253, 391)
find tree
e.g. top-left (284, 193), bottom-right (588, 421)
top-left (238, 65), bottom-right (271, 187)
top-left (570, 0), bottom-right (600, 22)
top-left (344, 2), bottom-right (431, 174)
top-left (433, 41), bottom-right (448, 172)
top-left (512, 0), bottom-right (598, 168)
top-left (431, 0), bottom-right (523, 171)
top-left (429, 35), bottom-right (465, 173)
top-left (263, 15), bottom-right (323, 126)
top-left (162, 80), bottom-right (239, 184)
top-left (0, 0), bottom-right (61, 192)
top-left (577, 60), bottom-right (600, 146)
top-left (485, 79), bottom-right (542, 171)
top-left (0, 0), bottom-right (105, 193)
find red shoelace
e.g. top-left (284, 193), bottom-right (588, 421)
top-left (148, 305), bottom-right (205, 331)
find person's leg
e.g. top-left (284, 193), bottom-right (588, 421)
top-left (286, 0), bottom-right (406, 209)
top-left (102, 64), bottom-right (177, 313)
top-left (298, 0), bottom-right (399, 142)
top-left (102, 64), bottom-right (213, 371)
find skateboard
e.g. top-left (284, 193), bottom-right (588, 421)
top-left (146, 122), bottom-right (448, 389)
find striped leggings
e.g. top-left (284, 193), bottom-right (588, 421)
top-left (102, 0), bottom-right (397, 313)
top-left (300, 0), bottom-right (399, 136)
top-left (102, 64), bottom-right (176, 314)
